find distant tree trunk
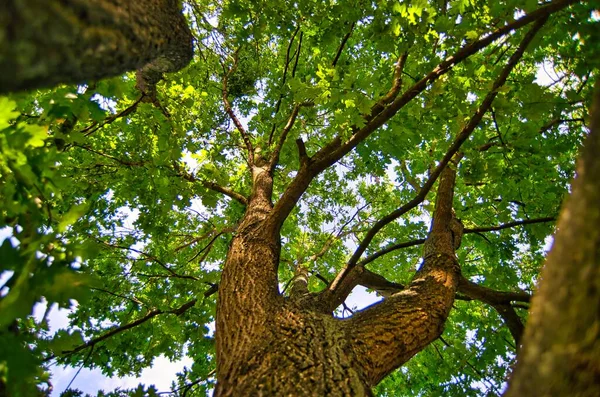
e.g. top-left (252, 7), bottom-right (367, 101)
top-left (214, 161), bottom-right (463, 396)
top-left (0, 0), bottom-right (193, 93)
top-left (505, 81), bottom-right (600, 396)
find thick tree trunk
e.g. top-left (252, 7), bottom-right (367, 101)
top-left (0, 0), bottom-right (192, 93)
top-left (217, 303), bottom-right (372, 396)
top-left (505, 82), bottom-right (600, 395)
top-left (215, 162), bottom-right (463, 395)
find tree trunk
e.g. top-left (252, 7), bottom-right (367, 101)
top-left (505, 82), bottom-right (600, 395)
top-left (0, 0), bottom-right (192, 93)
top-left (214, 162), bottom-right (463, 395)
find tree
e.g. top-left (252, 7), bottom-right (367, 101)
top-left (505, 81), bottom-right (600, 396)
top-left (0, 0), bottom-right (193, 95)
top-left (0, 0), bottom-right (598, 395)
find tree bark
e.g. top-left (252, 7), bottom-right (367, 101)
top-left (505, 81), bottom-right (600, 396)
top-left (215, 161), bottom-right (464, 395)
top-left (0, 0), bottom-right (192, 93)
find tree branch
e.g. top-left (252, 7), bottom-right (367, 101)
top-left (309, 2), bottom-right (564, 171)
top-left (44, 285), bottom-right (217, 362)
top-left (338, 268), bottom-right (529, 347)
top-left (344, 161), bottom-right (462, 385)
top-left (268, 24), bottom-right (302, 146)
top-left (332, 22), bottom-right (356, 68)
top-left (358, 238), bottom-right (427, 267)
top-left (465, 216), bottom-right (556, 233)
top-left (72, 144), bottom-right (147, 167)
top-left (174, 226), bottom-right (237, 253)
top-left (80, 96), bottom-right (144, 137)
top-left (268, 101), bottom-right (313, 173)
top-left (173, 164), bottom-right (248, 205)
top-left (202, 180), bottom-right (249, 206)
top-left (98, 241), bottom-right (200, 281)
top-left (539, 117), bottom-right (586, 135)
top-left (458, 277), bottom-right (531, 304)
top-left (269, 1), bottom-right (564, 233)
top-left (326, 18), bottom-right (547, 295)
top-left (369, 51), bottom-right (409, 115)
top-left (358, 215), bottom-right (556, 267)
top-left (222, 51), bottom-right (254, 164)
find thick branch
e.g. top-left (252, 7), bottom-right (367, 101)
top-left (335, 267), bottom-right (528, 347)
top-left (458, 277), bottom-right (531, 304)
top-left (491, 304), bottom-right (525, 347)
top-left (344, 163), bottom-right (462, 385)
top-left (202, 181), bottom-right (249, 206)
top-left (347, 268), bottom-right (529, 347)
top-left (356, 268), bottom-right (405, 297)
top-left (345, 18), bottom-right (547, 267)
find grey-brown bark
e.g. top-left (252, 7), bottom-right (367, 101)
top-left (0, 0), bottom-right (193, 94)
top-left (505, 81), bottom-right (600, 396)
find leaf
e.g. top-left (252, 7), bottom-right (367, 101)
top-left (58, 202), bottom-right (89, 232)
top-left (48, 330), bottom-right (85, 356)
top-left (0, 97), bottom-right (19, 130)
top-left (0, 238), bottom-right (22, 272)
top-left (22, 124), bottom-right (48, 147)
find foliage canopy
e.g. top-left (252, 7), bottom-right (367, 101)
top-left (0, 0), bottom-right (598, 395)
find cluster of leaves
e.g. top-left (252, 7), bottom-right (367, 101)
top-left (0, 0), bottom-right (598, 395)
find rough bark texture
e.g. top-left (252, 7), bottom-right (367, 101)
top-left (215, 164), bottom-right (281, 394)
top-left (0, 0), bottom-right (193, 93)
top-left (505, 82), bottom-right (600, 396)
top-left (215, 161), bottom-right (463, 395)
top-left (217, 304), bottom-right (372, 396)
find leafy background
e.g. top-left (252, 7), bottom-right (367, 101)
top-left (1, 0), bottom-right (598, 395)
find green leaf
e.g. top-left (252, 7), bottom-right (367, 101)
top-left (48, 330), bottom-right (85, 356)
top-left (58, 202), bottom-right (89, 232)
top-left (0, 97), bottom-right (19, 130)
